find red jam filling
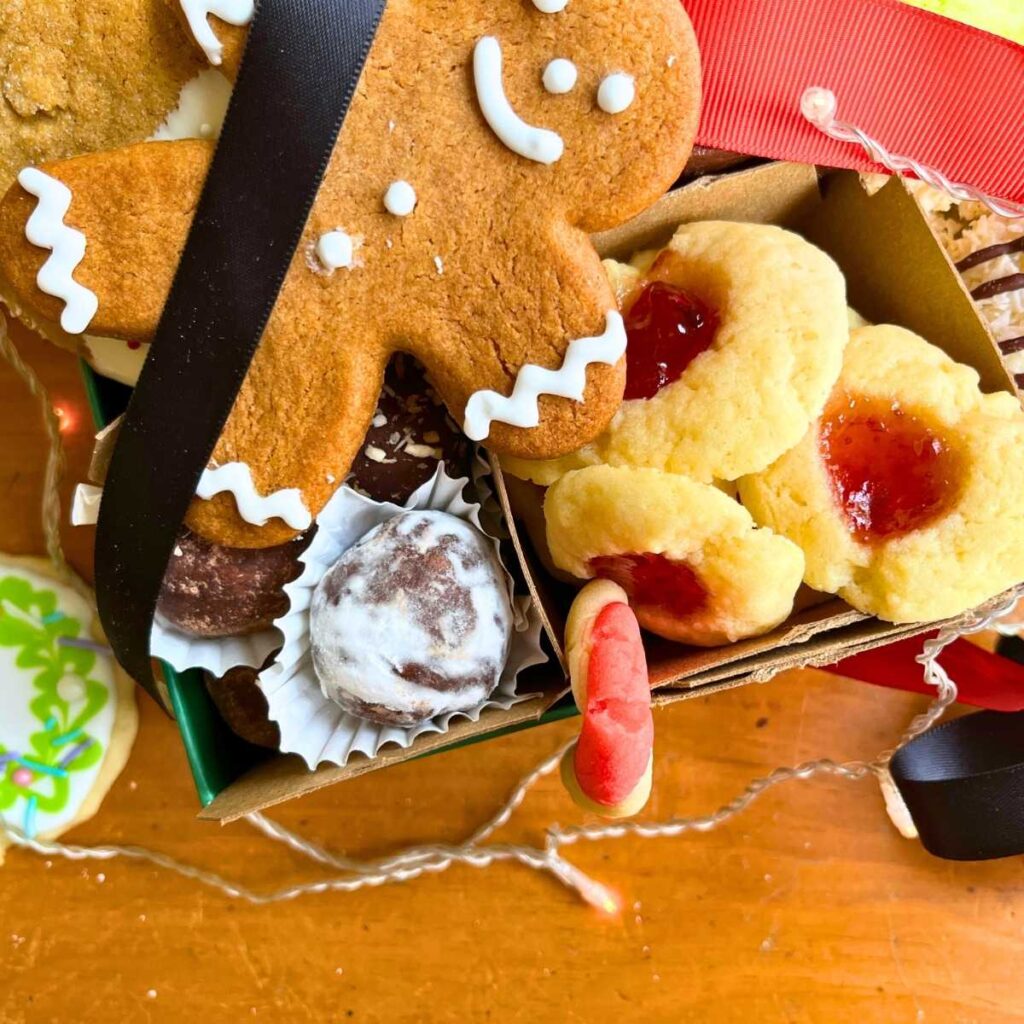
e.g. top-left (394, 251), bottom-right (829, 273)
top-left (589, 552), bottom-right (708, 620)
top-left (623, 253), bottom-right (719, 401)
top-left (819, 393), bottom-right (962, 544)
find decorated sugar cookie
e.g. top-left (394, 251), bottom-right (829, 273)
top-left (503, 221), bottom-right (849, 486)
top-left (546, 465), bottom-right (805, 646)
top-left (739, 325), bottom-right (1024, 623)
top-left (560, 579), bottom-right (653, 819)
top-left (0, 557), bottom-right (136, 862)
top-left (0, 0), bottom-right (701, 550)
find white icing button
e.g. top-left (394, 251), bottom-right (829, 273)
top-left (463, 311), bottom-right (627, 441)
top-left (56, 675), bottom-right (87, 703)
top-left (597, 73), bottom-right (636, 115)
top-left (197, 463), bottom-right (312, 531)
top-left (384, 181), bottom-right (417, 217)
top-left (18, 168), bottom-right (99, 336)
top-left (179, 0), bottom-right (255, 66)
top-left (543, 59), bottom-right (577, 95)
top-left (316, 230), bottom-right (354, 271)
top-left (533, 0), bottom-right (568, 11)
top-left (473, 37), bottom-right (564, 165)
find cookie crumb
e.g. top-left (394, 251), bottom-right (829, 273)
top-left (405, 443), bottom-right (441, 459)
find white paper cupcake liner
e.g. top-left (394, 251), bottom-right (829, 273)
top-left (259, 464), bottom-right (547, 769)
top-left (150, 613), bottom-right (279, 676)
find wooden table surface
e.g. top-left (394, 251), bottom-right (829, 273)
top-left (2, 322), bottom-right (1022, 1024)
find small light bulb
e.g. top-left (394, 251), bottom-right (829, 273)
top-left (800, 86), bottom-right (837, 128)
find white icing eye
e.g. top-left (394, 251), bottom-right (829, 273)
top-left (316, 230), bottom-right (354, 271)
top-left (543, 59), bottom-right (577, 95)
top-left (384, 180), bottom-right (417, 217)
top-left (597, 73), bottom-right (635, 114)
top-left (532, 0), bottom-right (568, 11)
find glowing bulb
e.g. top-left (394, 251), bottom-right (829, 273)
top-left (53, 402), bottom-right (77, 434)
top-left (581, 877), bottom-right (622, 916)
top-left (800, 86), bottom-right (837, 128)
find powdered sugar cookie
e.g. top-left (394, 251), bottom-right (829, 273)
top-left (739, 325), bottom-right (1024, 622)
top-left (0, 0), bottom-right (701, 549)
top-left (503, 222), bottom-right (848, 486)
top-left (545, 465), bottom-right (805, 646)
top-left (0, 556), bottom-right (136, 863)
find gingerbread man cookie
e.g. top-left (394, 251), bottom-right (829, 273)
top-left (0, 0), bottom-right (701, 549)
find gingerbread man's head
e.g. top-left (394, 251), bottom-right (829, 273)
top-left (0, 0), bottom-right (700, 547)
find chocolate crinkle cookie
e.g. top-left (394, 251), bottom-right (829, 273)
top-left (157, 527), bottom-right (310, 638)
top-left (347, 355), bottom-right (474, 504)
top-left (206, 666), bottom-right (280, 749)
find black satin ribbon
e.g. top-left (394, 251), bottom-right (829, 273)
top-left (95, 0), bottom-right (387, 703)
top-left (890, 709), bottom-right (1024, 860)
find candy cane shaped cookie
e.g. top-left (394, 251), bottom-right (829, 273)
top-left (560, 579), bottom-right (653, 818)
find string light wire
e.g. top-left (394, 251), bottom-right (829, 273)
top-left (800, 86), bottom-right (1024, 219)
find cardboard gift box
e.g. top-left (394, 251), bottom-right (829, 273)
top-left (82, 160), bottom-right (1017, 822)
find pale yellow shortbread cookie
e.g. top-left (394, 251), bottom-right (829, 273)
top-left (545, 465), bottom-right (805, 646)
top-left (738, 325), bottom-right (1024, 623)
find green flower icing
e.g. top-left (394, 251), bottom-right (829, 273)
top-left (0, 573), bottom-right (110, 836)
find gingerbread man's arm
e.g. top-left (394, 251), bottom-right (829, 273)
top-left (0, 141), bottom-right (389, 548)
top-left (413, 221), bottom-right (627, 461)
top-left (0, 142), bottom-right (210, 341)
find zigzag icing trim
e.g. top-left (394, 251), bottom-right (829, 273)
top-left (463, 311), bottom-right (627, 442)
top-left (197, 463), bottom-right (312, 531)
top-left (18, 168), bottom-right (99, 336)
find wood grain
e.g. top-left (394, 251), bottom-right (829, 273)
top-left (2, 324), bottom-right (1023, 1024)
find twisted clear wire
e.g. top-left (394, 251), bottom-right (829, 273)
top-left (800, 86), bottom-right (1024, 219)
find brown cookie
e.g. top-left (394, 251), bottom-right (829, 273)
top-left (0, 1), bottom-right (204, 191)
top-left (0, 0), bottom-right (701, 548)
top-left (206, 665), bottom-right (280, 749)
top-left (348, 354), bottom-right (473, 504)
top-left (157, 527), bottom-right (308, 638)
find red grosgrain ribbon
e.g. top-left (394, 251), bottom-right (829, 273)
top-left (686, 0), bottom-right (1024, 207)
top-left (833, 636), bottom-right (1024, 712)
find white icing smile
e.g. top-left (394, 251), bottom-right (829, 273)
top-left (18, 168), bottom-right (99, 336)
top-left (179, 0), bottom-right (255, 66)
top-left (473, 37), bottom-right (564, 166)
top-left (197, 463), bottom-right (312, 530)
top-left (463, 311), bottom-right (626, 441)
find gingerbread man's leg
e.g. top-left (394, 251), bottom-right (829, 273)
top-left (0, 141), bottom-right (388, 548)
